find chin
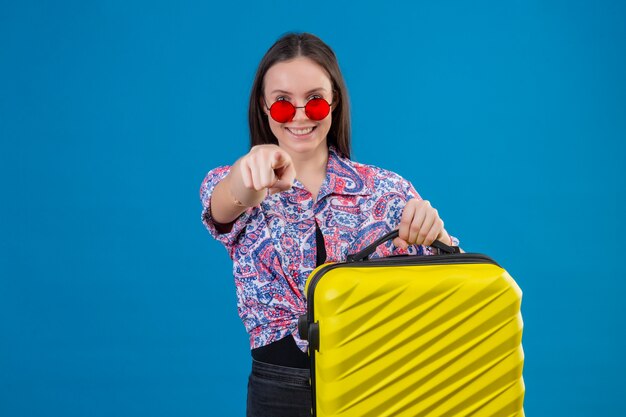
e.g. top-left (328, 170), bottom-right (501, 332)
top-left (282, 137), bottom-right (327, 153)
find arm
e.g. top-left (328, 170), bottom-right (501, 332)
top-left (208, 145), bottom-right (296, 233)
top-left (210, 158), bottom-right (265, 233)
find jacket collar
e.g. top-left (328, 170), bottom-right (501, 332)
top-left (291, 146), bottom-right (374, 201)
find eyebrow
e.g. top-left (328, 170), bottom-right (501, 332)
top-left (269, 88), bottom-right (328, 95)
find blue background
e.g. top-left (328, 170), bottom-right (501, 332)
top-left (1, 0), bottom-right (624, 416)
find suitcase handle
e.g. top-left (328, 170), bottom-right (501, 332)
top-left (346, 229), bottom-right (460, 262)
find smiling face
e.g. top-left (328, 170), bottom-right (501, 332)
top-left (262, 56), bottom-right (334, 157)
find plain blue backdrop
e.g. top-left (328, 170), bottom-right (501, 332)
top-left (1, 0), bottom-right (624, 416)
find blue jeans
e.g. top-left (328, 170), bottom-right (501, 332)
top-left (246, 359), bottom-right (312, 417)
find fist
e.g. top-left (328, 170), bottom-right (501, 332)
top-left (239, 145), bottom-right (297, 195)
top-left (393, 199), bottom-right (449, 249)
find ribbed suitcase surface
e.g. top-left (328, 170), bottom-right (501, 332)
top-left (303, 250), bottom-right (525, 417)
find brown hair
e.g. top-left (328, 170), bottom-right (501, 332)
top-left (248, 33), bottom-right (351, 159)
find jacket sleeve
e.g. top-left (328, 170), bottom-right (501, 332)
top-left (199, 165), bottom-right (255, 254)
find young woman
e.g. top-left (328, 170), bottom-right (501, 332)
top-left (200, 32), bottom-right (462, 417)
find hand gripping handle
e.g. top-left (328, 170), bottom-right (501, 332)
top-left (346, 229), bottom-right (460, 262)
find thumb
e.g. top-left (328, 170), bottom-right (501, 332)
top-left (272, 156), bottom-right (296, 192)
top-left (271, 151), bottom-right (286, 169)
top-left (269, 177), bottom-right (293, 194)
top-left (393, 237), bottom-right (409, 250)
top-left (268, 167), bottom-right (296, 195)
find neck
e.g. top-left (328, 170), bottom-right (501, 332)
top-left (289, 145), bottom-right (329, 179)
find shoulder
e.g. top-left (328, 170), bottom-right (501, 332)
top-left (329, 147), bottom-right (407, 192)
top-left (349, 159), bottom-right (411, 193)
top-left (352, 160), bottom-right (405, 181)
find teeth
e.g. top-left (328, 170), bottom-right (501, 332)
top-left (288, 127), bottom-right (314, 135)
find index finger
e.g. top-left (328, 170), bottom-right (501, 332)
top-left (398, 200), bottom-right (416, 242)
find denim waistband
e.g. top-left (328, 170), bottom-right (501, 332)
top-left (251, 359), bottom-right (311, 387)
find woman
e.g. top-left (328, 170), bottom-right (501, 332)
top-left (200, 32), bottom-right (461, 417)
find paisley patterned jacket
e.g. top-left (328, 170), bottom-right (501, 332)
top-left (200, 146), bottom-right (460, 352)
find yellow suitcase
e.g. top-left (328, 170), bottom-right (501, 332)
top-left (299, 230), bottom-right (525, 417)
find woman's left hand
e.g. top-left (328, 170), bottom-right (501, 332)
top-left (393, 199), bottom-right (451, 249)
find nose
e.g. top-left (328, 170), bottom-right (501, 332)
top-left (291, 104), bottom-right (308, 121)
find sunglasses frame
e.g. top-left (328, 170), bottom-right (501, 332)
top-left (263, 96), bottom-right (334, 123)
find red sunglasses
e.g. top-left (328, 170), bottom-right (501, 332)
top-left (264, 97), bottom-right (333, 123)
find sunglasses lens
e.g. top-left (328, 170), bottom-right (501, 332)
top-left (269, 101), bottom-right (295, 123)
top-left (305, 98), bottom-right (330, 120)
